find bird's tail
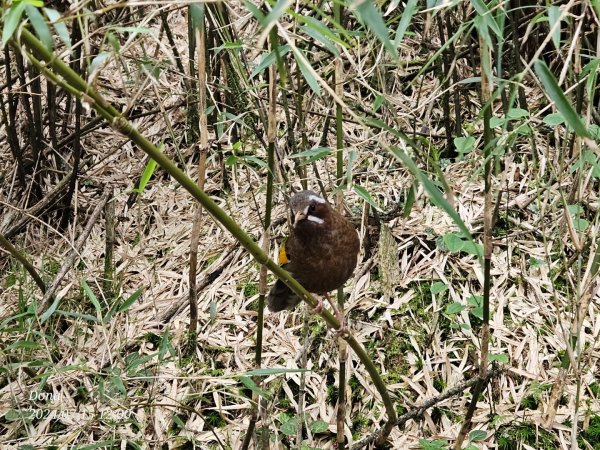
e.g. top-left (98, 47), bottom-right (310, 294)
top-left (267, 278), bottom-right (302, 312)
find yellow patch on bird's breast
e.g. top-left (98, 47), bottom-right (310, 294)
top-left (278, 239), bottom-right (290, 264)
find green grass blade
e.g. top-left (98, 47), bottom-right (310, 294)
top-left (534, 60), bottom-right (591, 138)
top-left (394, 0), bottom-right (418, 46)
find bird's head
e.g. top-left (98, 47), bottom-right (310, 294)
top-left (289, 190), bottom-right (330, 229)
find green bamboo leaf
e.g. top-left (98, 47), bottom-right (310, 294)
top-left (40, 295), bottom-right (60, 323)
top-left (548, 5), bottom-right (560, 49)
top-left (419, 438), bottom-right (448, 450)
top-left (106, 31), bottom-right (120, 52)
top-left (462, 240), bottom-right (484, 256)
top-left (264, 0), bottom-right (291, 30)
top-left (573, 218), bottom-right (589, 233)
top-left (103, 297), bottom-right (120, 323)
top-left (133, 156), bottom-right (158, 193)
top-left (290, 147), bottom-right (331, 159)
top-left (239, 155), bottom-right (268, 169)
top-left (213, 40), bottom-right (243, 54)
top-left (158, 329), bottom-right (175, 361)
top-left (470, 0), bottom-right (501, 37)
top-left (109, 372), bottom-right (127, 395)
top-left (374, 94), bottom-right (385, 112)
top-left (28, 358), bottom-right (51, 367)
top-left (26, 4), bottom-right (53, 51)
top-left (488, 353), bottom-right (509, 363)
top-left (44, 8), bottom-right (70, 49)
top-left (2, 1), bottom-right (27, 48)
top-left (250, 45), bottom-right (290, 79)
top-left (5, 410), bottom-right (23, 421)
top-left (81, 280), bottom-right (103, 320)
top-left (8, 340), bottom-right (41, 350)
top-left (467, 295), bottom-right (484, 320)
top-left (172, 415), bottom-right (185, 429)
top-left (572, 150), bottom-right (600, 178)
top-left (494, 2), bottom-right (507, 39)
top-left (117, 288), bottom-right (143, 313)
top-left (489, 116), bottom-right (504, 128)
top-left (458, 76), bottom-right (482, 85)
top-left (353, 185), bottom-right (382, 211)
top-left (353, 0), bottom-right (397, 58)
top-left (190, 3), bottom-right (205, 29)
top-left (471, 306), bottom-right (484, 320)
top-left (300, 24), bottom-right (340, 57)
top-left (225, 155), bottom-right (237, 167)
top-left (394, 0), bottom-right (418, 45)
top-left (403, 183), bottom-right (415, 218)
top-left (244, 0), bottom-right (266, 26)
top-left (239, 376), bottom-right (272, 400)
top-left (89, 52), bottom-right (112, 80)
top-left (1, 310), bottom-right (34, 327)
top-left (225, 112), bottom-right (246, 127)
top-left (55, 310), bottom-right (99, 322)
top-left (534, 60), bottom-right (591, 138)
top-left (300, 16), bottom-right (346, 47)
top-left (291, 46), bottom-right (321, 95)
top-left (592, 0), bottom-right (600, 22)
top-left (582, 58), bottom-right (600, 101)
top-left (290, 146), bottom-right (331, 165)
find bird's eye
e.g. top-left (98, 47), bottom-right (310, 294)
top-left (308, 204), bottom-right (316, 213)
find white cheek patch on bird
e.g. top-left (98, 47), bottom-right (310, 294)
top-left (307, 215), bottom-right (325, 224)
top-left (308, 194), bottom-right (326, 204)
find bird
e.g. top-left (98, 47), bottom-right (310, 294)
top-left (267, 190), bottom-right (360, 324)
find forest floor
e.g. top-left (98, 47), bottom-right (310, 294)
top-left (1, 5), bottom-right (599, 450)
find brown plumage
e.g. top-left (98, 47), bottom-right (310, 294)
top-left (267, 190), bottom-right (360, 312)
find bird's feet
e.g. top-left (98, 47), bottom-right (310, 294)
top-left (311, 295), bottom-right (325, 314)
top-left (329, 299), bottom-right (348, 337)
top-left (311, 294), bottom-right (348, 336)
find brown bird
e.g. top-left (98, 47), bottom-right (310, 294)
top-left (267, 190), bottom-right (360, 320)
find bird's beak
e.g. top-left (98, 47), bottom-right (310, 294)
top-left (293, 210), bottom-right (306, 227)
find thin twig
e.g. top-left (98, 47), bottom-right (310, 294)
top-left (161, 244), bottom-right (240, 323)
